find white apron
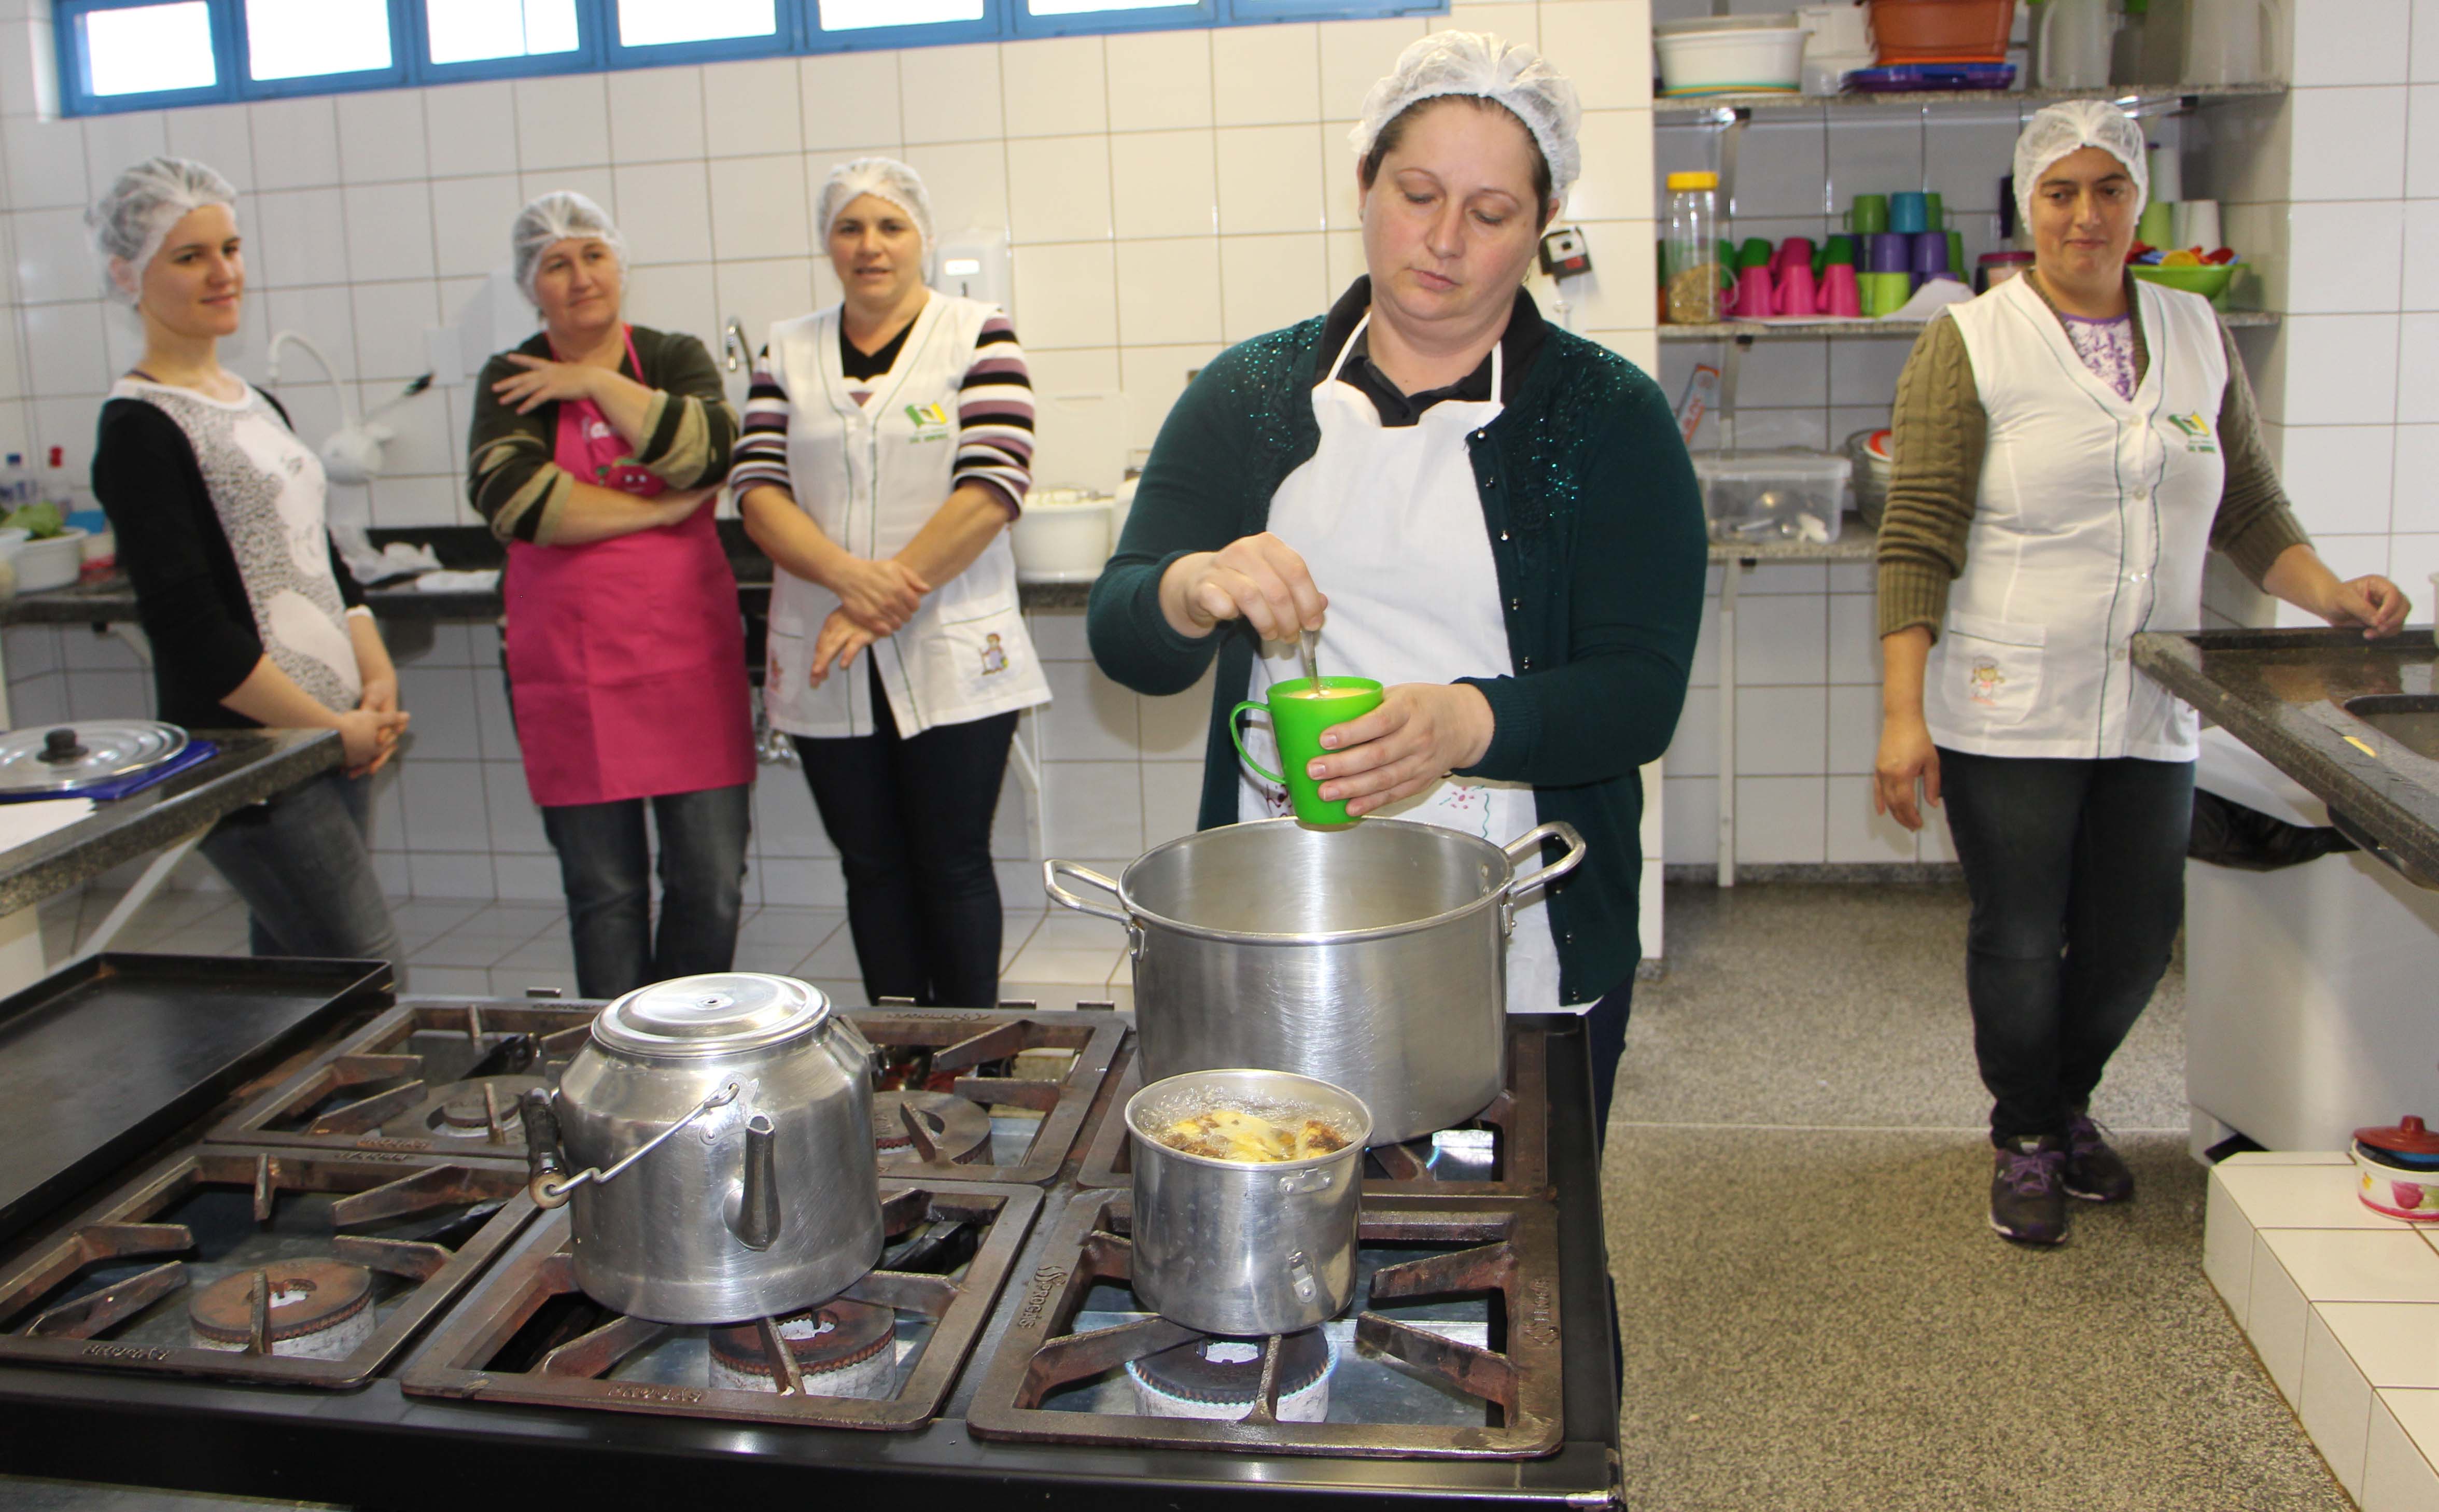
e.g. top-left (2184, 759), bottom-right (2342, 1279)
top-left (761, 292), bottom-right (1050, 739)
top-left (1927, 274), bottom-right (2228, 762)
top-left (1240, 315), bottom-right (1569, 1014)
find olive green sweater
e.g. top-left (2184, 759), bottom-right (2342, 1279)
top-left (1086, 281), bottom-right (1708, 1005)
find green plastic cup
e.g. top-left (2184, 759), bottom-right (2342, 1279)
top-left (1229, 676), bottom-right (1385, 826)
top-left (2137, 199), bottom-right (2175, 248)
top-left (1860, 271), bottom-right (1913, 316)
top-left (1737, 236), bottom-right (1775, 270)
top-left (1847, 194), bottom-right (1889, 235)
top-left (1923, 191), bottom-right (1945, 231)
top-left (1822, 233), bottom-right (1857, 267)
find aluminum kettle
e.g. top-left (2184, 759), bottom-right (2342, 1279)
top-left (520, 973), bottom-right (884, 1325)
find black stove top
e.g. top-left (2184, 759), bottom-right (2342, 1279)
top-left (0, 1001), bottom-right (1621, 1508)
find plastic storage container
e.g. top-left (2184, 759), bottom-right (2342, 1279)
top-left (1663, 172), bottom-right (1722, 325)
top-left (1868, 0), bottom-right (2017, 62)
top-left (1654, 14), bottom-right (1810, 96)
top-left (11, 527), bottom-right (88, 592)
top-left (1011, 488), bottom-right (1114, 581)
top-left (1692, 451), bottom-right (1852, 543)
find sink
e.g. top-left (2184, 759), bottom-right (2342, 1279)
top-left (2343, 695), bottom-right (2439, 761)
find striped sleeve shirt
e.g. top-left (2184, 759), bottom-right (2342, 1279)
top-left (726, 309), bottom-right (1034, 514)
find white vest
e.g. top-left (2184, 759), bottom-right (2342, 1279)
top-left (761, 293), bottom-right (1050, 739)
top-left (1927, 274), bottom-right (2228, 762)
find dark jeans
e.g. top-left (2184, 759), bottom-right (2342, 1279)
top-left (200, 767), bottom-right (401, 968)
top-left (793, 672), bottom-right (1016, 1008)
top-left (1938, 747), bottom-right (2194, 1145)
top-left (541, 784), bottom-right (752, 1000)
top-left (1585, 984), bottom-right (1634, 1143)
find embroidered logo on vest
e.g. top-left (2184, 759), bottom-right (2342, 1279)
top-left (904, 400), bottom-right (953, 442)
top-left (1969, 658), bottom-right (2007, 705)
top-left (2166, 413), bottom-right (2218, 454)
top-left (980, 632), bottom-right (1008, 676)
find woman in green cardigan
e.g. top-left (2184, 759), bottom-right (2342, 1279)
top-left (1086, 32), bottom-right (1706, 1127)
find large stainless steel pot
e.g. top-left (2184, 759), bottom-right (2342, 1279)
top-left (1127, 1069), bottom-right (1370, 1337)
top-left (519, 973), bottom-right (884, 1325)
top-left (1047, 817), bottom-right (1585, 1145)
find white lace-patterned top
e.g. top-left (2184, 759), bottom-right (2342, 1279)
top-left (2057, 311), bottom-right (2138, 401)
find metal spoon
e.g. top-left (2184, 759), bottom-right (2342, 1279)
top-left (1298, 627), bottom-right (1322, 689)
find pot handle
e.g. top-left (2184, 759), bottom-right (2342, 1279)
top-left (1501, 821), bottom-right (1588, 905)
top-left (525, 1081), bottom-right (741, 1209)
top-left (1044, 858), bottom-right (1130, 927)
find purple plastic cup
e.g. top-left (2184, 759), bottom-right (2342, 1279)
top-left (1909, 230), bottom-right (1950, 275)
top-left (1867, 232), bottom-right (1911, 273)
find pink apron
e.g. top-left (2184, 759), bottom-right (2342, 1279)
top-left (503, 328), bottom-right (755, 807)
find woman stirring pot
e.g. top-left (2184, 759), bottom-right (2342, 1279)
top-left (1874, 102), bottom-right (2412, 1246)
top-left (468, 192), bottom-right (752, 999)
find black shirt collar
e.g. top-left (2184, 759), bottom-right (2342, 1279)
top-left (1314, 275), bottom-right (1547, 428)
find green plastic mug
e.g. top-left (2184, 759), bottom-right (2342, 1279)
top-left (1229, 676), bottom-right (1384, 826)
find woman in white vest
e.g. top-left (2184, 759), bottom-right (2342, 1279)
top-left (732, 157), bottom-right (1047, 1007)
top-left (1873, 102), bottom-right (2411, 1247)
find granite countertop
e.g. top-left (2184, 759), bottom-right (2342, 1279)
top-left (0, 728), bottom-right (341, 915)
top-left (2132, 627), bottom-right (2439, 884)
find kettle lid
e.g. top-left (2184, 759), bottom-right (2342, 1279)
top-left (594, 973), bottom-right (831, 1058)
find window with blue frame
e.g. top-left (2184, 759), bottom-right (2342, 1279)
top-left (55, 0), bottom-right (1445, 115)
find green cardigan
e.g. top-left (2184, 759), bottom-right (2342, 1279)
top-left (1086, 288), bottom-right (1707, 1005)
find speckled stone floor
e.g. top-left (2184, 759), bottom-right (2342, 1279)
top-left (1607, 882), bottom-right (2343, 1512)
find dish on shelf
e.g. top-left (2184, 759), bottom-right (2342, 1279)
top-left (1016, 567), bottom-right (1103, 587)
top-left (1655, 13), bottom-right (1808, 97)
top-left (2129, 263), bottom-right (2238, 302)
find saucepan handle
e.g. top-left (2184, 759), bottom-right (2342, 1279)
top-left (1500, 821), bottom-right (1588, 904)
top-left (1044, 858), bottom-right (1131, 927)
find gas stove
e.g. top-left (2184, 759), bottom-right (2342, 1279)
top-left (0, 997), bottom-right (1620, 1508)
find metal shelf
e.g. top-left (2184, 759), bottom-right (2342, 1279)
top-left (1655, 80), bottom-right (2285, 124)
top-left (1659, 310), bottom-right (2281, 341)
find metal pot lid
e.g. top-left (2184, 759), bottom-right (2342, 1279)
top-left (593, 973), bottom-right (831, 1059)
top-left (0, 720), bottom-right (188, 794)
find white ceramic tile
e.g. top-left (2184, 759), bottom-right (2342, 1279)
top-left (1664, 688), bottom-right (1718, 776)
top-left (400, 760), bottom-right (493, 853)
top-left (481, 763), bottom-right (549, 855)
top-left (1042, 760), bottom-right (1142, 857)
top-left (2291, 0), bottom-right (2415, 85)
top-left (348, 279), bottom-right (439, 382)
top-left (343, 183), bottom-right (436, 284)
top-left (398, 665), bottom-right (481, 760)
top-left (2266, 1227), bottom-right (2439, 1303)
top-left (707, 155), bottom-right (811, 263)
top-left (2304, 1308), bottom-right (2377, 1500)
top-left (620, 262), bottom-right (717, 348)
top-left (515, 74), bottom-right (612, 172)
top-left (1733, 776), bottom-right (1826, 863)
top-left (1215, 124), bottom-right (1326, 235)
top-left (800, 52), bottom-right (902, 152)
top-left (2223, 1158), bottom-right (2419, 1230)
top-left (1717, 117), bottom-right (1823, 222)
top-left (2250, 1233), bottom-right (2314, 1401)
top-left (424, 80), bottom-right (518, 179)
top-left (712, 258), bottom-right (816, 351)
top-left (367, 475), bottom-right (461, 528)
top-left (426, 175), bottom-right (521, 281)
top-left (1537, 1), bottom-right (1646, 109)
top-left (4, 116), bottom-right (88, 215)
top-left (2291, 87), bottom-right (2410, 201)
top-left (81, 110), bottom-right (165, 190)
top-left (1035, 662), bottom-right (1136, 760)
top-left (1110, 129), bottom-right (1218, 241)
top-left (1824, 774), bottom-right (1918, 862)
top-left (1116, 236), bottom-right (1220, 347)
top-left (1220, 233), bottom-right (1327, 343)
top-left (1826, 119), bottom-right (1924, 214)
top-left (2405, 201), bottom-right (2439, 314)
top-left (1007, 135), bottom-right (1113, 244)
top-left (1001, 35), bottom-right (1108, 138)
top-left (606, 66), bottom-right (706, 164)
top-left (1212, 24), bottom-right (1320, 127)
top-left (1734, 685), bottom-right (1826, 775)
top-left (613, 162), bottom-right (716, 267)
top-left (2418, 0), bottom-right (2439, 81)
top-left (899, 140), bottom-right (1010, 238)
top-left (2321, 1304), bottom-right (2439, 1391)
top-left (1012, 240), bottom-right (1118, 350)
top-left (2365, 1390), bottom-right (2439, 1512)
top-left (247, 187), bottom-right (355, 293)
top-left (13, 207), bottom-right (100, 305)
top-left (1825, 684), bottom-right (1880, 777)
top-left (1141, 759), bottom-right (1204, 847)
top-left (1106, 29), bottom-right (1212, 133)
top-left (333, 90), bottom-right (427, 185)
top-left (705, 57), bottom-right (800, 158)
top-left (2278, 314), bottom-right (2402, 427)
top-left (2391, 428), bottom-right (2439, 531)
top-left (158, 104), bottom-right (255, 194)
top-left (2284, 201), bottom-right (2407, 315)
top-left (2406, 313), bottom-right (2439, 425)
top-left (900, 43), bottom-right (1003, 146)
top-left (250, 97), bottom-right (341, 190)
top-left (2280, 425), bottom-right (2398, 536)
top-left (1440, 3), bottom-right (1535, 47)
top-left (31, 396), bottom-right (101, 485)
top-left (2391, 533), bottom-right (2439, 597)
top-left (1734, 591), bottom-right (1828, 684)
top-left (20, 302), bottom-right (104, 397)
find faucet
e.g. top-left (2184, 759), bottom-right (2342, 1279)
top-left (722, 316), bottom-right (750, 374)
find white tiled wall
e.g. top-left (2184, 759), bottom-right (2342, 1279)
top-left (0, 0), bottom-right (1663, 903)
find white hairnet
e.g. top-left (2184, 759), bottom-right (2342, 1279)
top-left (2012, 99), bottom-right (2148, 233)
top-left (1347, 31), bottom-right (1582, 202)
top-left (816, 157), bottom-right (935, 255)
top-left (511, 191), bottom-right (627, 306)
top-left (88, 156), bottom-right (237, 305)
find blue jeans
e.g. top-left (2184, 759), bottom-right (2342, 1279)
top-left (200, 767), bottom-right (401, 970)
top-left (1938, 748), bottom-right (2195, 1145)
top-left (541, 784), bottom-right (752, 1000)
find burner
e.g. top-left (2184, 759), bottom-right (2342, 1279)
top-left (707, 1299), bottom-right (897, 1397)
top-left (1127, 1330), bottom-right (1333, 1422)
top-left (188, 1259), bottom-right (376, 1360)
top-left (872, 1090), bottom-right (991, 1164)
top-left (429, 1076), bottom-right (542, 1140)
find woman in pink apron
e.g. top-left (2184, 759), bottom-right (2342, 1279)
top-left (467, 192), bottom-right (754, 998)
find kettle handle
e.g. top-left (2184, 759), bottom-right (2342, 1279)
top-left (1044, 858), bottom-right (1131, 927)
top-left (525, 1081), bottom-right (741, 1208)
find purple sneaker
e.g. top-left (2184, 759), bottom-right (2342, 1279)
top-left (2064, 1112), bottom-right (2135, 1203)
top-left (1990, 1135), bottom-right (2069, 1245)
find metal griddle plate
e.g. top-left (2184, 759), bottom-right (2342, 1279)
top-left (0, 954), bottom-right (393, 1246)
top-left (0, 721), bottom-right (188, 795)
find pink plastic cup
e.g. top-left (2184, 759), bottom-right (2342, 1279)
top-left (1775, 262), bottom-right (1818, 317)
top-left (1817, 262), bottom-right (1861, 317)
top-left (1734, 264), bottom-right (1776, 322)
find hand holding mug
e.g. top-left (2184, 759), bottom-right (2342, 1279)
top-left (1161, 533), bottom-right (1328, 642)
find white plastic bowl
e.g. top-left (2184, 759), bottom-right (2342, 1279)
top-left (13, 527), bottom-right (89, 592)
top-left (1656, 14), bottom-right (1809, 97)
top-left (1012, 489), bottom-right (1113, 579)
top-left (2353, 1141), bottom-right (2439, 1222)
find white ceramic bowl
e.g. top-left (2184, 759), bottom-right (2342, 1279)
top-left (13, 527), bottom-right (89, 592)
top-left (1013, 490), bottom-right (1113, 579)
top-left (1656, 14), bottom-right (1809, 97)
top-left (2351, 1141), bottom-right (2439, 1222)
